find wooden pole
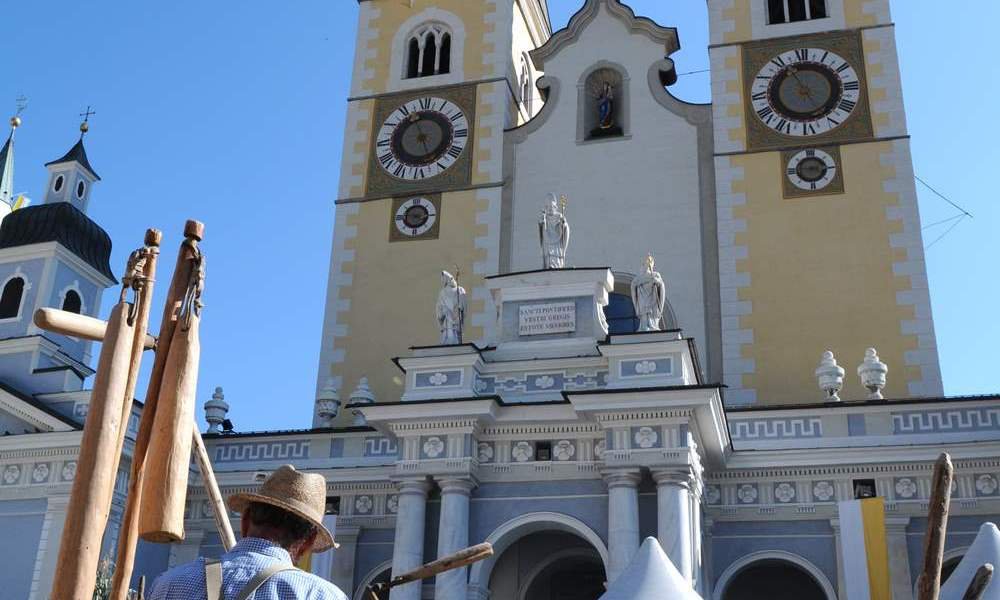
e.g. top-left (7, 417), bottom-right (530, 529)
top-left (110, 222), bottom-right (203, 600)
top-left (49, 301), bottom-right (137, 600)
top-left (367, 543), bottom-right (493, 599)
top-left (192, 430), bottom-right (236, 550)
top-left (962, 564), bottom-right (994, 600)
top-left (33, 307), bottom-right (157, 349)
top-left (139, 225), bottom-right (205, 543)
top-left (917, 453), bottom-right (954, 600)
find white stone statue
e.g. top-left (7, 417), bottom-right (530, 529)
top-left (538, 193), bottom-right (570, 269)
top-left (436, 270), bottom-right (467, 345)
top-left (631, 254), bottom-right (666, 332)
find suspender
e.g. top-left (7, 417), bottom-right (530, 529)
top-left (204, 559), bottom-right (298, 600)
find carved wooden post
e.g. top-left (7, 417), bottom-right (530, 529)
top-left (916, 453), bottom-right (954, 600)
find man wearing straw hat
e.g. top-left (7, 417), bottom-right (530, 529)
top-left (148, 465), bottom-right (347, 599)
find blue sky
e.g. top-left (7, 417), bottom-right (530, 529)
top-left (1, 1), bottom-right (994, 432)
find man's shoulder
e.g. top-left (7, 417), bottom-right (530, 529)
top-left (279, 569), bottom-right (348, 599)
top-left (147, 558), bottom-right (206, 598)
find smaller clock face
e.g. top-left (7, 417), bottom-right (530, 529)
top-left (786, 149), bottom-right (837, 191)
top-left (394, 197), bottom-right (438, 237)
top-left (752, 48), bottom-right (861, 137)
top-left (376, 97), bottom-right (469, 181)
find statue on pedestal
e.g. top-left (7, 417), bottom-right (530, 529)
top-left (631, 254), bottom-right (666, 332)
top-left (539, 193), bottom-right (570, 269)
top-left (436, 270), bottom-right (467, 345)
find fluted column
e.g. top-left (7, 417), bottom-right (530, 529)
top-left (390, 478), bottom-right (432, 600)
top-left (435, 478), bottom-right (476, 600)
top-left (653, 469), bottom-right (693, 584)
top-left (603, 469), bottom-right (642, 582)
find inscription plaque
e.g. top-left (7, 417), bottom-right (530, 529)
top-left (519, 302), bottom-right (576, 336)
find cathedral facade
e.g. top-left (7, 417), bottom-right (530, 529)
top-left (0, 1), bottom-right (996, 600)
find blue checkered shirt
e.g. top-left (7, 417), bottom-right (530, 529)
top-left (147, 537), bottom-right (347, 600)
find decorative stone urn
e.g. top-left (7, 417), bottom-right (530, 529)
top-left (349, 376), bottom-right (376, 427)
top-left (815, 351), bottom-right (846, 402)
top-left (315, 378), bottom-right (341, 426)
top-left (204, 387), bottom-right (229, 433)
top-left (857, 348), bottom-right (888, 400)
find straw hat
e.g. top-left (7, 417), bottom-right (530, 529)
top-left (228, 465), bottom-right (337, 551)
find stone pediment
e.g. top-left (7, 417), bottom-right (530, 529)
top-left (0, 381), bottom-right (78, 435)
top-left (529, 0), bottom-right (680, 71)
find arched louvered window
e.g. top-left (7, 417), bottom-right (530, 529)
top-left (404, 24), bottom-right (452, 79)
top-left (62, 289), bottom-right (82, 314)
top-left (0, 277), bottom-right (25, 319)
top-left (520, 54), bottom-right (534, 117)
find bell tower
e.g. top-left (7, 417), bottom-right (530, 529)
top-left (707, 0), bottom-right (942, 405)
top-left (315, 1), bottom-right (551, 423)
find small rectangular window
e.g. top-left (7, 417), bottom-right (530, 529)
top-left (788, 0), bottom-right (809, 22)
top-left (767, 0), bottom-right (787, 24)
top-left (853, 479), bottom-right (878, 499)
top-left (535, 441), bottom-right (552, 461)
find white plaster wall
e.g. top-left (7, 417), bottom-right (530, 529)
top-left (510, 5), bottom-right (709, 359)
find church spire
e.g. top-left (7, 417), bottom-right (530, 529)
top-left (43, 109), bottom-right (101, 213)
top-left (0, 114), bottom-right (20, 217)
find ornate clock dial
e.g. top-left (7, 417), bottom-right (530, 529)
top-left (394, 197), bottom-right (437, 237)
top-left (375, 97), bottom-right (469, 181)
top-left (751, 48), bottom-right (861, 137)
top-left (786, 148), bottom-right (837, 191)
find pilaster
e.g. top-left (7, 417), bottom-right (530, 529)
top-left (168, 529), bottom-right (205, 568)
top-left (885, 516), bottom-right (912, 600)
top-left (330, 525), bottom-right (361, 594)
top-left (28, 494), bottom-right (70, 600)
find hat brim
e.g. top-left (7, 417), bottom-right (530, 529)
top-left (228, 492), bottom-right (338, 552)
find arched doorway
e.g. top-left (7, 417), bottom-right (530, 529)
top-left (469, 512), bottom-right (609, 600)
top-left (714, 552), bottom-right (835, 600)
top-left (490, 532), bottom-right (605, 600)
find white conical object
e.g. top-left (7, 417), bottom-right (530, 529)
top-left (940, 522), bottom-right (1000, 600)
top-left (599, 537), bottom-right (703, 600)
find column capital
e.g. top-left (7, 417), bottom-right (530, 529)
top-left (394, 476), bottom-right (433, 496)
top-left (438, 477), bottom-right (478, 496)
top-left (602, 468), bottom-right (642, 489)
top-left (652, 468), bottom-right (695, 489)
top-left (884, 516), bottom-right (911, 533)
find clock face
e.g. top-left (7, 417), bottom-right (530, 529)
top-left (394, 197), bottom-right (437, 237)
top-left (786, 149), bottom-right (837, 191)
top-left (375, 97), bottom-right (469, 181)
top-left (751, 48), bottom-right (861, 137)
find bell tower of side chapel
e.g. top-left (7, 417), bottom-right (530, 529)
top-left (707, 0), bottom-right (943, 405)
top-left (315, 0), bottom-right (551, 424)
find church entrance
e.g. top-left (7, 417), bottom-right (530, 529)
top-left (720, 559), bottom-right (829, 600)
top-left (487, 531), bottom-right (607, 600)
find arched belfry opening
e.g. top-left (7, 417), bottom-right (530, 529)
top-left (720, 558), bottom-right (831, 600)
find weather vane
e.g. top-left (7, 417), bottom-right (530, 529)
top-left (15, 95), bottom-right (27, 116)
top-left (79, 105), bottom-right (96, 136)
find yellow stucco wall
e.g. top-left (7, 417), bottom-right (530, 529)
top-left (360, 0), bottom-right (501, 96)
top-left (330, 189), bottom-right (487, 413)
top-left (732, 140), bottom-right (918, 404)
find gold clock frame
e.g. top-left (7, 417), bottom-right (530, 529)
top-left (366, 85), bottom-right (477, 199)
top-left (743, 30), bottom-right (874, 152)
top-left (389, 194), bottom-right (442, 242)
top-left (781, 145), bottom-right (845, 199)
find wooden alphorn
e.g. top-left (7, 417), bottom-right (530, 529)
top-left (963, 564), bottom-right (994, 600)
top-left (138, 226), bottom-right (205, 543)
top-left (917, 453), bottom-right (954, 600)
top-left (366, 543), bottom-right (494, 599)
top-left (34, 307), bottom-right (157, 349)
top-left (50, 302), bottom-right (137, 600)
top-left (111, 221), bottom-right (205, 599)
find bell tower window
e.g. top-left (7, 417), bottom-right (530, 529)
top-left (62, 289), bottom-right (82, 314)
top-left (768, 0), bottom-right (828, 24)
top-left (404, 24), bottom-right (452, 79)
top-left (53, 175), bottom-right (64, 193)
top-left (0, 277), bottom-right (25, 319)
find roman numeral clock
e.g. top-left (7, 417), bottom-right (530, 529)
top-left (365, 86), bottom-right (477, 241)
top-left (742, 31), bottom-right (872, 198)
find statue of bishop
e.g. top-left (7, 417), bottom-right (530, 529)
top-left (631, 254), bottom-right (666, 332)
top-left (539, 193), bottom-right (570, 269)
top-left (436, 270), bottom-right (467, 345)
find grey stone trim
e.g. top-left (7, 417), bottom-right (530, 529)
top-left (529, 0), bottom-right (679, 71)
top-left (706, 22), bottom-right (897, 50)
top-left (345, 76), bottom-right (509, 103)
top-left (504, 76), bottom-right (560, 143)
top-left (647, 60), bottom-right (722, 385)
top-left (335, 181), bottom-right (505, 205)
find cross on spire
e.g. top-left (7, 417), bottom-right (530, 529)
top-left (80, 105), bottom-right (96, 122)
